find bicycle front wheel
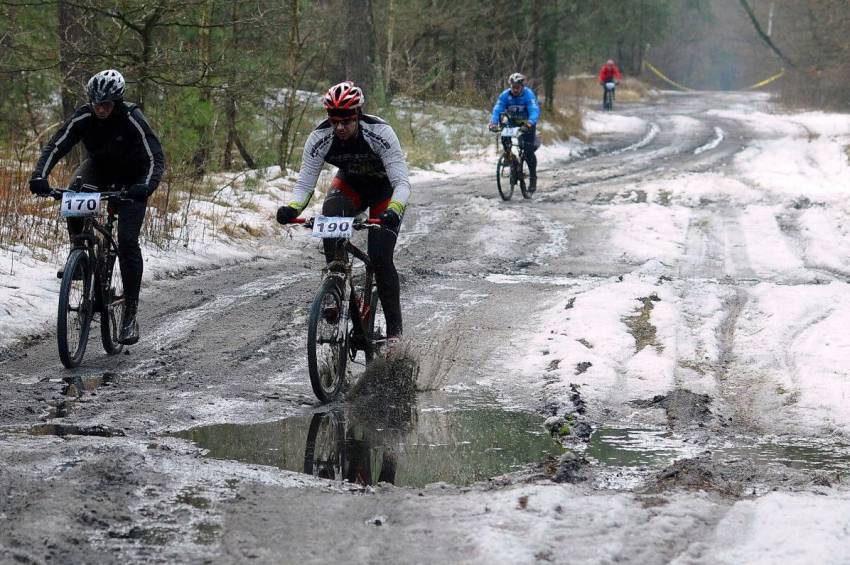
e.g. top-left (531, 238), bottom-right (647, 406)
top-left (100, 250), bottom-right (125, 355)
top-left (57, 249), bottom-right (94, 368)
top-left (303, 411), bottom-right (344, 480)
top-left (496, 154), bottom-right (513, 201)
top-left (307, 277), bottom-right (350, 402)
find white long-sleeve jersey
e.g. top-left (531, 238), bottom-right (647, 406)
top-left (289, 114), bottom-right (411, 213)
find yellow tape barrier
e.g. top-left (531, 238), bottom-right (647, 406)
top-left (643, 60), bottom-right (784, 92)
top-left (644, 61), bottom-right (693, 91)
top-left (745, 68), bottom-right (785, 90)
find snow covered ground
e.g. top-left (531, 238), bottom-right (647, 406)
top-left (0, 127), bottom-right (581, 347)
top-left (3, 91), bottom-right (850, 564)
top-left (511, 99), bottom-right (850, 440)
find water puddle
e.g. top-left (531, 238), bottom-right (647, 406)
top-left (588, 427), bottom-right (850, 473)
top-left (587, 428), bottom-right (691, 467)
top-left (485, 273), bottom-right (579, 286)
top-left (175, 406), bottom-right (563, 488)
top-left (27, 423), bottom-right (125, 437)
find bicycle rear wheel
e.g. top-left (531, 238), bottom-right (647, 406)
top-left (364, 288), bottom-right (386, 363)
top-left (57, 249), bottom-right (94, 368)
top-left (519, 156), bottom-right (531, 199)
top-left (100, 250), bottom-right (125, 355)
top-left (496, 154), bottom-right (513, 201)
top-left (307, 277), bottom-right (349, 402)
top-left (604, 90), bottom-right (613, 110)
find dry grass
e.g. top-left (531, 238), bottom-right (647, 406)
top-left (541, 107), bottom-right (584, 144)
top-left (553, 75), bottom-right (651, 106)
top-left (0, 148), bottom-right (237, 257)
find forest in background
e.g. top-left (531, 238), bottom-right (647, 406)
top-left (651, 0), bottom-right (850, 109)
top-left (0, 0), bottom-right (692, 176)
top-left (0, 0), bottom-right (847, 252)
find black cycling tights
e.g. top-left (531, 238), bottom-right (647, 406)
top-left (322, 188), bottom-right (403, 338)
top-left (67, 160), bottom-right (147, 305)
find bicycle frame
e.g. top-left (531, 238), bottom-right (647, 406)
top-left (302, 217), bottom-right (384, 360)
top-left (66, 196), bottom-right (122, 308)
top-left (496, 116), bottom-right (528, 164)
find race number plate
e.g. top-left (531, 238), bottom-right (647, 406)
top-left (311, 216), bottom-right (354, 239)
top-left (501, 126), bottom-right (520, 137)
top-left (605, 82), bottom-right (616, 90)
top-left (61, 192), bottom-right (101, 217)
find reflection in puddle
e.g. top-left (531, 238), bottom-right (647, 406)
top-left (587, 428), bottom-right (688, 467)
top-left (721, 442), bottom-right (850, 473)
top-left (588, 427), bottom-right (850, 473)
top-left (176, 408), bottom-right (564, 488)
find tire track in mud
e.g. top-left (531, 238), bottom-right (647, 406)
top-left (545, 114), bottom-right (751, 201)
top-left (667, 200), bottom-right (758, 427)
top-left (150, 271), bottom-right (313, 352)
top-left (776, 204), bottom-right (850, 283)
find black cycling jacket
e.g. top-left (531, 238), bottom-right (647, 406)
top-left (32, 102), bottom-right (165, 192)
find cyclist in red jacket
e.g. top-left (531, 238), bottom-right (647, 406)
top-left (598, 59), bottom-right (623, 108)
top-left (598, 59), bottom-right (623, 83)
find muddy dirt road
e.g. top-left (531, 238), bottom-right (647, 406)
top-left (3, 92), bottom-right (850, 564)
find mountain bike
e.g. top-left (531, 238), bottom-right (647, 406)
top-left (294, 215), bottom-right (389, 402)
top-left (603, 81), bottom-right (616, 111)
top-left (37, 180), bottom-right (128, 368)
top-left (495, 123), bottom-right (530, 201)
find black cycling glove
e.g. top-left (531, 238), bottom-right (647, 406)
top-left (276, 206), bottom-right (299, 225)
top-left (29, 178), bottom-right (51, 196)
top-left (379, 209), bottom-right (401, 228)
top-left (127, 183), bottom-right (151, 201)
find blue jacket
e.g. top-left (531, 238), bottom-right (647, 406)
top-left (490, 87), bottom-right (540, 126)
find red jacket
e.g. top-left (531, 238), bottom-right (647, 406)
top-left (598, 64), bottom-right (623, 83)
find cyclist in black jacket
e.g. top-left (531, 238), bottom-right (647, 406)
top-left (29, 69), bottom-right (165, 345)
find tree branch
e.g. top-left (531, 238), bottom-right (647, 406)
top-left (738, 0), bottom-right (795, 68)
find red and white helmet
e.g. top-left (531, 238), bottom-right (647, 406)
top-left (323, 81), bottom-right (364, 113)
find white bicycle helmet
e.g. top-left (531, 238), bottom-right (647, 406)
top-left (86, 69), bottom-right (126, 104)
top-left (508, 72), bottom-right (526, 86)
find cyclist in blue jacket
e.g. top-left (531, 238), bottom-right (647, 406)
top-left (488, 72), bottom-right (540, 192)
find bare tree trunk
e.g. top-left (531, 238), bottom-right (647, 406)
top-left (449, 26), bottom-right (458, 92)
top-left (344, 0), bottom-right (378, 98)
top-left (530, 0), bottom-right (541, 84)
top-left (235, 136), bottom-right (256, 169)
top-left (385, 0), bottom-right (395, 96)
top-left (58, 0), bottom-right (87, 167)
top-left (135, 5), bottom-right (165, 109)
top-left (277, 0), bottom-right (301, 169)
top-left (738, 0), bottom-right (795, 67)
top-left (58, 0), bottom-right (86, 117)
top-left (542, 1), bottom-right (561, 111)
top-left (222, 2), bottom-right (240, 170)
top-left (635, 0), bottom-right (645, 75)
top-left (191, 0), bottom-right (214, 178)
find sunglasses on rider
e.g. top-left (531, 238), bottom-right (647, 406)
top-left (329, 116), bottom-right (358, 125)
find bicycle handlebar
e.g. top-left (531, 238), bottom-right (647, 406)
top-left (291, 216), bottom-right (383, 229)
top-left (36, 186), bottom-right (130, 201)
